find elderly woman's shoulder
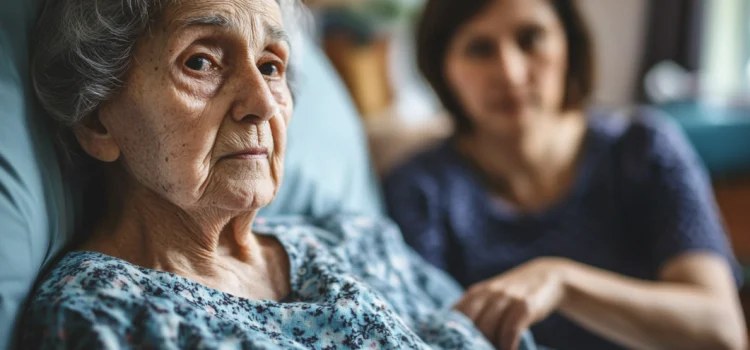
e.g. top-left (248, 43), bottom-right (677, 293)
top-left (23, 251), bottom-right (151, 342)
top-left (28, 251), bottom-right (147, 306)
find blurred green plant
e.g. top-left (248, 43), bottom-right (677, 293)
top-left (360, 0), bottom-right (421, 25)
top-left (319, 0), bottom-right (422, 44)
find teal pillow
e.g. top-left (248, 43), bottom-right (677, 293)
top-left (259, 38), bottom-right (383, 218)
top-left (0, 0), bottom-right (77, 347)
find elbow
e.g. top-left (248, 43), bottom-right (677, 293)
top-left (698, 291), bottom-right (748, 350)
top-left (677, 304), bottom-right (748, 350)
top-left (703, 335), bottom-right (747, 350)
top-left (666, 325), bottom-right (746, 350)
top-left (700, 318), bottom-right (747, 350)
top-left (710, 328), bottom-right (747, 350)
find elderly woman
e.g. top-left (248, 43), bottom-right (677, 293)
top-left (384, 0), bottom-right (746, 349)
top-left (23, 0), bottom-right (538, 349)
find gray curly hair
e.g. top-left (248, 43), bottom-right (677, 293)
top-left (33, 0), bottom-right (308, 129)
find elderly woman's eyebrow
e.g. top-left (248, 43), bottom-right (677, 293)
top-left (180, 14), bottom-right (233, 27)
top-left (265, 25), bottom-right (290, 45)
top-left (176, 15), bottom-right (289, 45)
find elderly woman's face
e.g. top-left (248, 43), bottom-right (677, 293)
top-left (83, 0), bottom-right (293, 212)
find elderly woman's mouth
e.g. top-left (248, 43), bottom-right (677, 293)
top-left (223, 147), bottom-right (269, 160)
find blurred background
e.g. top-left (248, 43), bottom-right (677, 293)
top-left (305, 0), bottom-right (750, 174)
top-left (304, 0), bottom-right (750, 317)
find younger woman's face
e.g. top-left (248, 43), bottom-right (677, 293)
top-left (445, 0), bottom-right (569, 136)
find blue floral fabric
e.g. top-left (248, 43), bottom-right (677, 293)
top-left (23, 215), bottom-right (535, 349)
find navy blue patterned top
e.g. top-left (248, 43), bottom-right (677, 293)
top-left (23, 215), bottom-right (538, 349)
top-left (384, 108), bottom-right (741, 350)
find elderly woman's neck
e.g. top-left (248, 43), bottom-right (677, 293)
top-left (84, 186), bottom-right (266, 275)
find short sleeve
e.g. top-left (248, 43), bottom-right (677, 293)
top-left (621, 111), bottom-right (740, 282)
top-left (383, 162), bottom-right (449, 270)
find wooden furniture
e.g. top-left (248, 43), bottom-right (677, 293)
top-left (715, 178), bottom-right (750, 263)
top-left (364, 112), bottom-right (452, 176)
top-left (714, 177), bottom-right (750, 332)
top-left (323, 34), bottom-right (393, 118)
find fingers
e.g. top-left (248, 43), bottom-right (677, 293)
top-left (476, 296), bottom-right (511, 345)
top-left (499, 300), bottom-right (534, 350)
top-left (457, 277), bottom-right (554, 350)
top-left (457, 286), bottom-right (517, 349)
top-left (455, 285), bottom-right (488, 320)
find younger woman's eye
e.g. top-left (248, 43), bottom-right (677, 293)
top-left (465, 37), bottom-right (495, 58)
top-left (259, 62), bottom-right (281, 77)
top-left (517, 26), bottom-right (546, 52)
top-left (185, 55), bottom-right (212, 71)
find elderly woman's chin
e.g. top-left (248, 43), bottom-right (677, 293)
top-left (222, 178), bottom-right (280, 212)
top-left (202, 163), bottom-right (282, 212)
top-left (138, 155), bottom-right (283, 213)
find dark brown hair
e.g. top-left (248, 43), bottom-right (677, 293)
top-left (416, 0), bottom-right (595, 132)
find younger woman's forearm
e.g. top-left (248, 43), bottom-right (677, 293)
top-left (558, 260), bottom-right (746, 350)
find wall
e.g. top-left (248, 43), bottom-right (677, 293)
top-left (576, 0), bottom-right (648, 107)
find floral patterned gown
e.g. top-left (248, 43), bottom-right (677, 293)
top-left (23, 215), bottom-right (537, 349)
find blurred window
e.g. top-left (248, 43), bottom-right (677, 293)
top-left (701, 0), bottom-right (750, 101)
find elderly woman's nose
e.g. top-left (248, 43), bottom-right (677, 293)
top-left (229, 65), bottom-right (279, 123)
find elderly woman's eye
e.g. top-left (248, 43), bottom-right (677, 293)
top-left (259, 62), bottom-right (281, 77)
top-left (185, 55), bottom-right (212, 71)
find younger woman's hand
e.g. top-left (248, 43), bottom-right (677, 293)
top-left (454, 257), bottom-right (572, 350)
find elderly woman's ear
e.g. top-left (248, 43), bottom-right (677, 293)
top-left (73, 110), bottom-right (121, 163)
